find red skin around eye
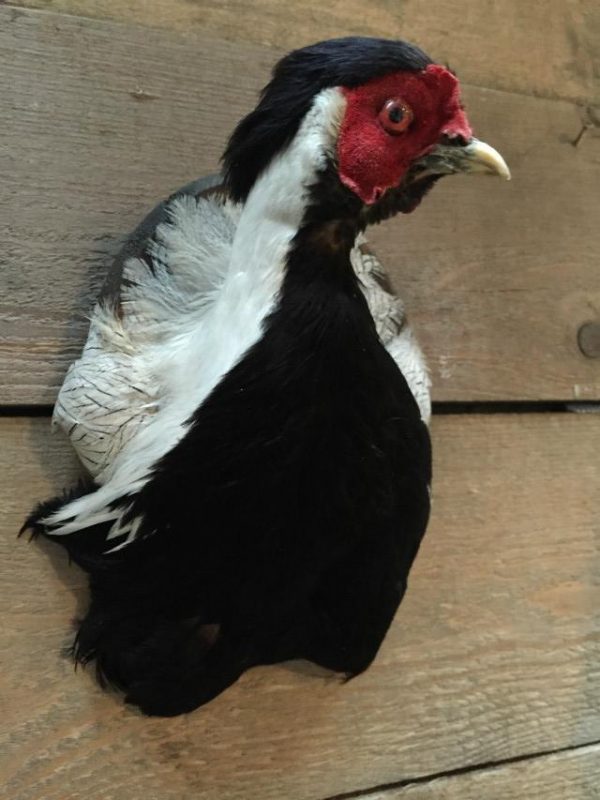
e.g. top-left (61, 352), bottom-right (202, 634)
top-left (338, 64), bottom-right (473, 205)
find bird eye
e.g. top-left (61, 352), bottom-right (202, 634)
top-left (379, 98), bottom-right (414, 134)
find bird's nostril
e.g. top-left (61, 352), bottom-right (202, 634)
top-left (439, 132), bottom-right (469, 147)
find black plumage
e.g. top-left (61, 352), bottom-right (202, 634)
top-left (26, 197), bottom-right (430, 716)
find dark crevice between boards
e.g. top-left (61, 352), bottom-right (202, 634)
top-left (433, 400), bottom-right (600, 414)
top-left (0, 405), bottom-right (55, 417)
top-left (2, 401), bottom-right (600, 418)
top-left (320, 737), bottom-right (600, 800)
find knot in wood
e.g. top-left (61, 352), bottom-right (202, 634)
top-left (577, 322), bottom-right (600, 359)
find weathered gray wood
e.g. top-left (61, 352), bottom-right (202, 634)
top-left (10, 0), bottom-right (600, 104)
top-left (0, 9), bottom-right (600, 403)
top-left (363, 744), bottom-right (600, 799)
top-left (2, 414), bottom-right (599, 799)
top-left (1, 7), bottom-right (600, 405)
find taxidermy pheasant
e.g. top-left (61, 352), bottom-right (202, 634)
top-left (24, 37), bottom-right (509, 716)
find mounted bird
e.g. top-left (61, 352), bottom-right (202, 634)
top-left (24, 37), bottom-right (509, 716)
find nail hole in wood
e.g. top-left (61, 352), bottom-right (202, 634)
top-left (578, 322), bottom-right (600, 359)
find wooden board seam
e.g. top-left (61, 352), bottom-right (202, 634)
top-left (320, 739), bottom-right (600, 800)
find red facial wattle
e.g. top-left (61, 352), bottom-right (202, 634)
top-left (338, 65), bottom-right (473, 205)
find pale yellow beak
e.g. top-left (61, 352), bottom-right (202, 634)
top-left (460, 138), bottom-right (511, 180)
top-left (417, 137), bottom-right (511, 180)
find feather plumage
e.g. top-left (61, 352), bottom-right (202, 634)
top-left (24, 36), bottom-right (514, 716)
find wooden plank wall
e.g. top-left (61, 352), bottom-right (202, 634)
top-left (3, 415), bottom-right (600, 800)
top-left (1, 2), bottom-right (599, 799)
top-left (2, 5), bottom-right (600, 402)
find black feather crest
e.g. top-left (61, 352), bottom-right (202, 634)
top-left (223, 36), bottom-right (433, 201)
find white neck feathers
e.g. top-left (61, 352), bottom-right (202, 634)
top-left (47, 87), bottom-right (349, 529)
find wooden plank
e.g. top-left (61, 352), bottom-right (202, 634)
top-left (1, 8), bottom-right (599, 405)
top-left (1, 414), bottom-right (599, 800)
top-left (8, 0), bottom-right (600, 105)
top-left (362, 744), bottom-right (600, 799)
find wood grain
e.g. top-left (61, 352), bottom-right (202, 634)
top-left (8, 0), bottom-right (600, 105)
top-left (1, 414), bottom-right (599, 800)
top-left (363, 744), bottom-right (600, 799)
top-left (1, 7), bottom-right (600, 404)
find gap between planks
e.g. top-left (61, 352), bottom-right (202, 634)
top-left (2, 402), bottom-right (600, 418)
top-left (320, 740), bottom-right (600, 800)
